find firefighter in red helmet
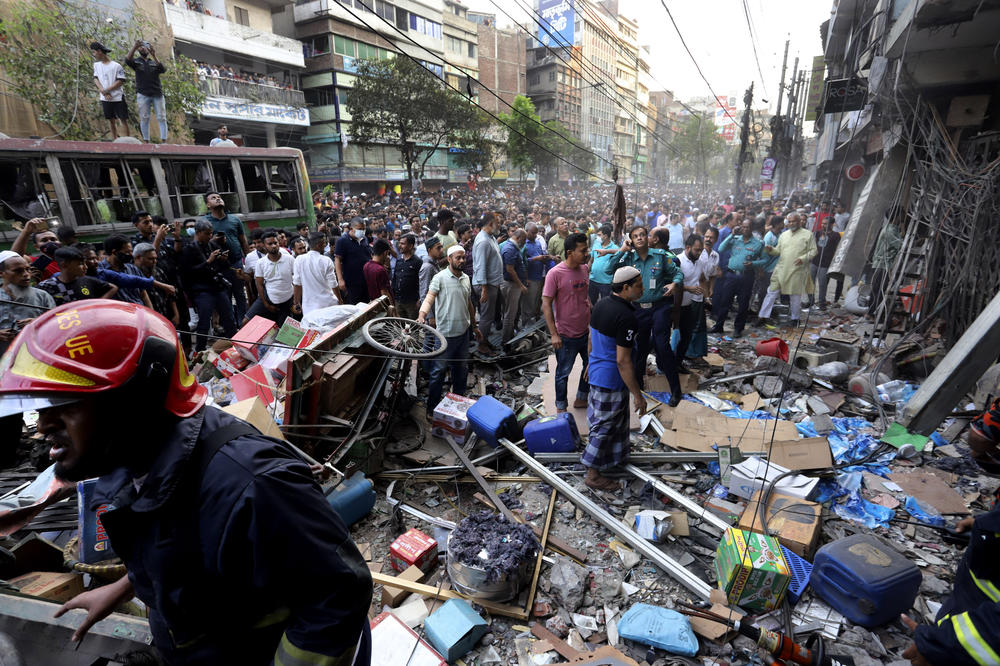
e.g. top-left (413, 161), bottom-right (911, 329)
top-left (0, 300), bottom-right (372, 665)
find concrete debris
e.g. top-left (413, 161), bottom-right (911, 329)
top-left (547, 556), bottom-right (589, 612)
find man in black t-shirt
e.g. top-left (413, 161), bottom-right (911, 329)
top-left (38, 247), bottom-right (118, 306)
top-left (125, 39), bottom-right (167, 142)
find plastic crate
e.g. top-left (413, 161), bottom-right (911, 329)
top-left (781, 545), bottom-right (812, 606)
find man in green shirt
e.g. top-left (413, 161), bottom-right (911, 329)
top-left (547, 217), bottom-right (569, 261)
top-left (418, 244), bottom-right (481, 413)
top-left (606, 225), bottom-right (684, 406)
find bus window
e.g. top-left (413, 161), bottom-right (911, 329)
top-left (125, 160), bottom-right (165, 218)
top-left (239, 160), bottom-right (269, 213)
top-left (211, 160), bottom-right (240, 213)
top-left (164, 160), bottom-right (212, 218)
top-left (0, 158), bottom-right (50, 223)
top-left (266, 161), bottom-right (298, 211)
top-left (67, 159), bottom-right (138, 225)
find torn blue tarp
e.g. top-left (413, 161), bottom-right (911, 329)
top-left (834, 489), bottom-right (896, 528)
top-left (720, 408), bottom-right (774, 419)
top-left (904, 496), bottom-right (946, 527)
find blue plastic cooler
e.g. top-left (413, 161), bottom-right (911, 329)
top-left (524, 414), bottom-right (581, 453)
top-left (809, 533), bottom-right (920, 627)
top-left (467, 395), bottom-right (517, 447)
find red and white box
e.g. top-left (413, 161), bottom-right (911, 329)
top-left (389, 528), bottom-right (438, 573)
top-left (232, 316), bottom-right (278, 361)
top-left (431, 393), bottom-right (476, 442)
top-left (213, 347), bottom-right (250, 378)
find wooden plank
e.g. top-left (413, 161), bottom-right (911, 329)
top-left (370, 571), bottom-right (529, 620)
top-left (523, 490), bottom-right (557, 623)
top-left (531, 622), bottom-right (580, 660)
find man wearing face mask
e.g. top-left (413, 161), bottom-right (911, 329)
top-left (100, 235), bottom-right (152, 308)
top-left (334, 218), bottom-right (373, 305)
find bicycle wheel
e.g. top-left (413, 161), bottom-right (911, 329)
top-left (362, 317), bottom-right (448, 359)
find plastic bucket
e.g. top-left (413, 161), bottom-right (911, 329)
top-left (755, 337), bottom-right (789, 362)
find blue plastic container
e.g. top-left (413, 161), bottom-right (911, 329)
top-left (467, 395), bottom-right (517, 447)
top-left (781, 545), bottom-right (811, 606)
top-left (524, 414), bottom-right (581, 453)
top-left (325, 471), bottom-right (376, 527)
top-left (809, 534), bottom-right (920, 627)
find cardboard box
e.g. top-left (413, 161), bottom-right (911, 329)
top-left (424, 599), bottom-right (489, 663)
top-left (432, 393), bottom-right (476, 432)
top-left (767, 437), bottom-right (834, 471)
top-left (715, 528), bottom-right (791, 613)
top-left (222, 397), bottom-right (285, 441)
top-left (212, 347), bottom-right (250, 378)
top-left (723, 457), bottom-right (819, 501)
top-left (10, 571), bottom-right (84, 602)
top-left (230, 363), bottom-right (276, 405)
top-left (370, 612), bottom-right (446, 666)
top-left (431, 423), bottom-right (468, 445)
top-left (77, 479), bottom-right (116, 564)
top-left (381, 564), bottom-right (425, 607)
top-left (389, 529), bottom-right (438, 573)
top-left (738, 491), bottom-right (822, 558)
top-left (232, 316), bottom-right (278, 361)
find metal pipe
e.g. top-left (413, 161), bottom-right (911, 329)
top-left (497, 438), bottom-right (713, 600)
top-left (534, 451), bottom-right (766, 464)
top-left (624, 465), bottom-right (731, 532)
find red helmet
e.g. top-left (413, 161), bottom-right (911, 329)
top-left (0, 300), bottom-right (205, 418)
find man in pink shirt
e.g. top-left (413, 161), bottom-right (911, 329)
top-left (542, 232), bottom-right (592, 412)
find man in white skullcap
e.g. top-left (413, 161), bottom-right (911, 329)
top-left (581, 266), bottom-right (646, 491)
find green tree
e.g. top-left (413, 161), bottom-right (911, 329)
top-left (0, 0), bottom-right (204, 142)
top-left (498, 95), bottom-right (545, 182)
top-left (671, 113), bottom-right (729, 186)
top-left (346, 56), bottom-right (480, 188)
top-left (452, 111), bottom-right (501, 179)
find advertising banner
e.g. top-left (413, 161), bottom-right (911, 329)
top-left (538, 0), bottom-right (575, 47)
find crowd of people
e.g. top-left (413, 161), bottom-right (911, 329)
top-left (0, 185), bottom-right (857, 431)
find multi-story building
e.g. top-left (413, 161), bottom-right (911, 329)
top-left (471, 11), bottom-right (527, 117)
top-left (163, 0), bottom-right (309, 146)
top-left (293, 0), bottom-right (456, 190)
top-left (442, 0), bottom-right (479, 95)
top-left (525, 45), bottom-right (582, 137)
top-left (649, 89), bottom-right (677, 184)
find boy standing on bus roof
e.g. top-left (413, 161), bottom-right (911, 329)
top-left (90, 41), bottom-right (130, 140)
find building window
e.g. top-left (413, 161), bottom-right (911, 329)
top-left (334, 35), bottom-right (393, 61)
top-left (529, 73), bottom-right (539, 85)
top-left (233, 5), bottom-right (250, 26)
top-left (395, 8), bottom-right (409, 30)
top-left (303, 34), bottom-right (331, 57)
top-left (548, 71), bottom-right (555, 82)
top-left (467, 43), bottom-right (475, 58)
top-left (409, 13), bottom-right (442, 39)
top-left (447, 36), bottom-right (463, 54)
top-left (304, 88), bottom-right (336, 106)
top-left (353, 0), bottom-right (373, 13)
top-left (375, 0), bottom-right (394, 21)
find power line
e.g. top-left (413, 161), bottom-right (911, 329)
top-left (342, 0), bottom-right (623, 178)
top-left (658, 0), bottom-right (740, 125)
top-left (491, 0), bottom-right (682, 161)
top-left (332, 0), bottom-right (613, 183)
top-left (740, 0), bottom-right (770, 99)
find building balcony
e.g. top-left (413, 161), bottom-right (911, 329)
top-left (164, 2), bottom-right (305, 68)
top-left (197, 77), bottom-right (306, 107)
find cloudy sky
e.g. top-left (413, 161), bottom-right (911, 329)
top-left (463, 0), bottom-right (832, 114)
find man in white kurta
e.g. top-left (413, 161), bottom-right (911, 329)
top-left (757, 213), bottom-right (817, 327)
top-left (293, 231), bottom-right (340, 317)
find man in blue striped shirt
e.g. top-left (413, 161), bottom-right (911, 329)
top-left (711, 218), bottom-right (767, 337)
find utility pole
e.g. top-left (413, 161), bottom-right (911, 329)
top-left (775, 39), bottom-right (790, 118)
top-left (734, 82), bottom-right (753, 198)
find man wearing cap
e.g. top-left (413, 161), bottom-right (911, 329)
top-left (91, 41), bottom-right (130, 140)
top-left (418, 244), bottom-right (480, 413)
top-left (606, 226), bottom-right (684, 406)
top-left (583, 266), bottom-right (646, 490)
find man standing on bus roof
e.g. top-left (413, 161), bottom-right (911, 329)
top-left (210, 124), bottom-right (237, 147)
top-left (125, 39), bottom-right (167, 143)
top-left (90, 41), bottom-right (130, 140)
